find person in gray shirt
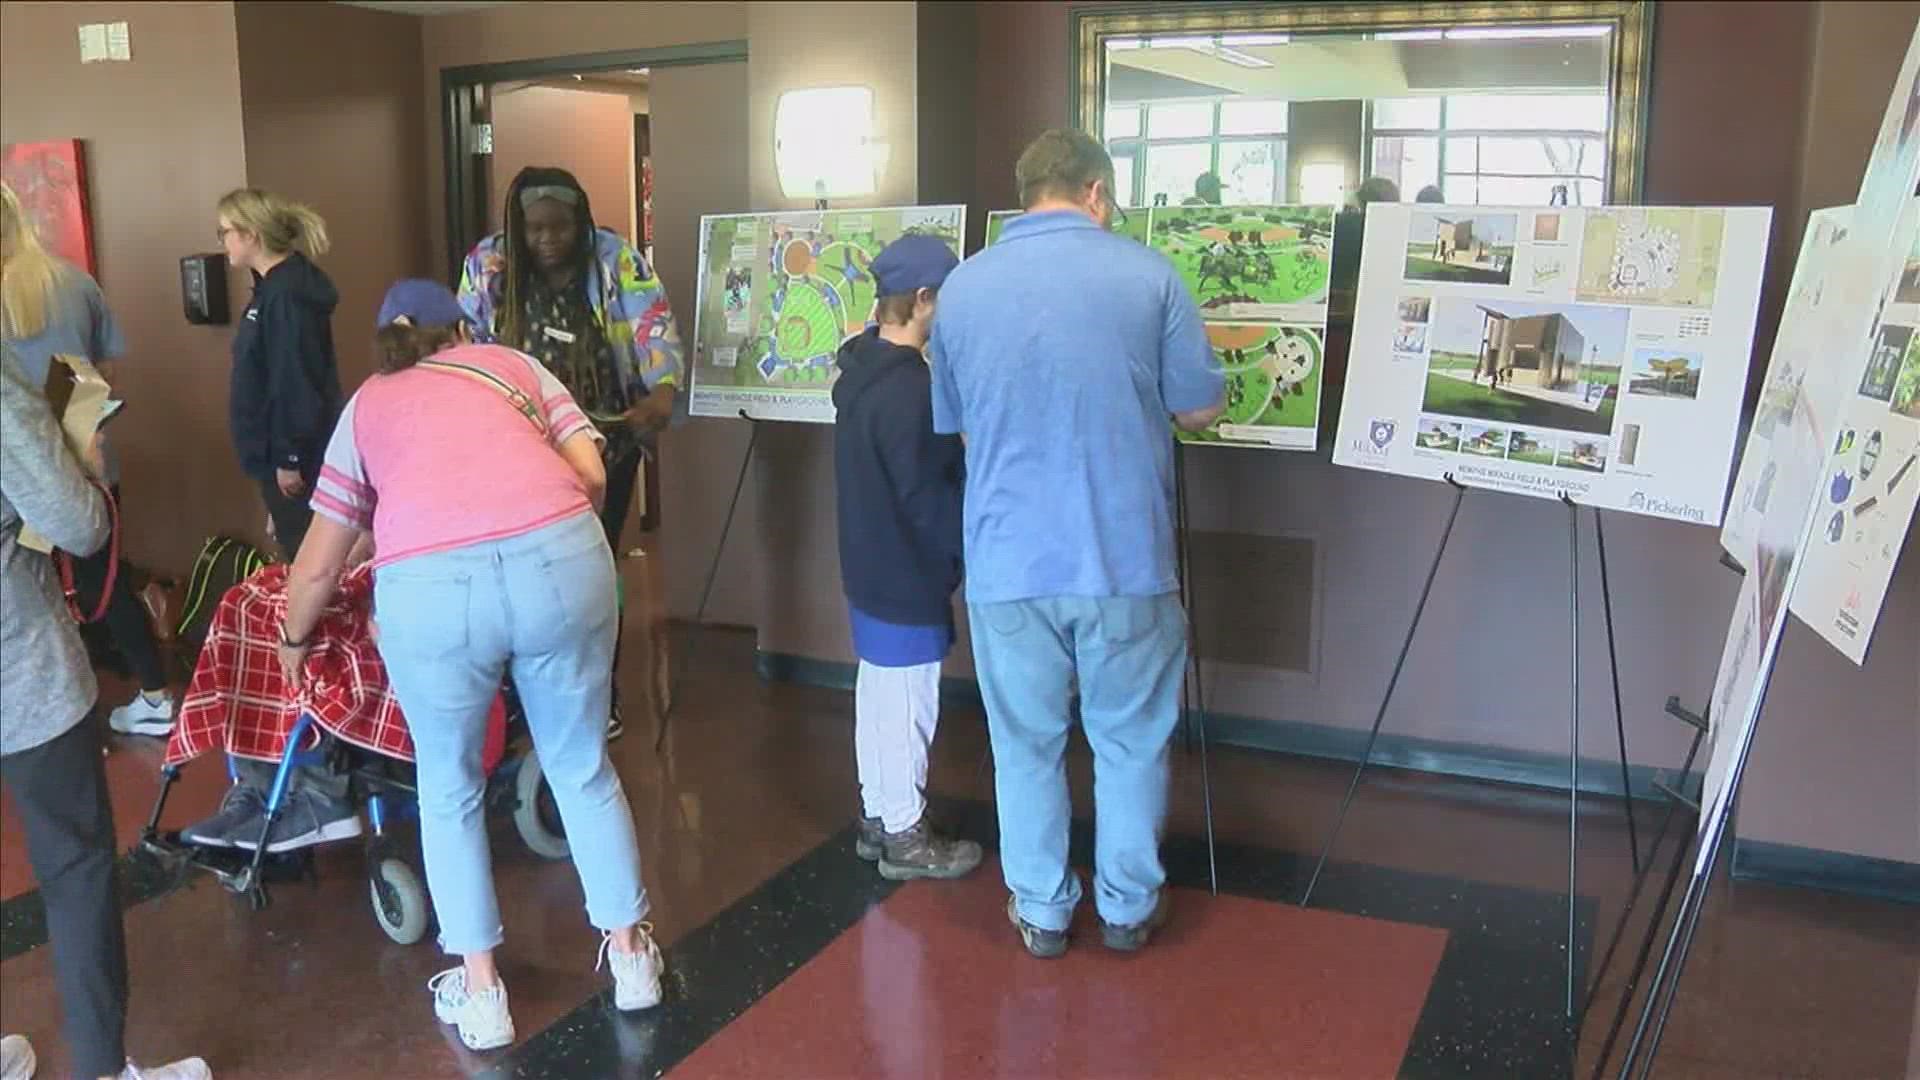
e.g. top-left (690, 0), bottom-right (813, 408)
top-left (1, 181), bottom-right (174, 738)
top-left (0, 345), bottom-right (210, 1080)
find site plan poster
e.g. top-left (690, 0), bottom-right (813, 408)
top-left (1727, 204), bottom-right (1920, 665)
top-left (1331, 203), bottom-right (1771, 523)
top-left (985, 204), bottom-right (1335, 451)
top-left (688, 205), bottom-right (966, 422)
top-left (1697, 28), bottom-right (1920, 865)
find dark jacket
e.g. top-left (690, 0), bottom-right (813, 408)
top-left (832, 327), bottom-right (964, 627)
top-left (229, 252), bottom-right (342, 479)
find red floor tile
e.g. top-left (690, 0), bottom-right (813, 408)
top-left (1, 727), bottom-right (225, 899)
top-left (672, 864), bottom-right (1449, 1080)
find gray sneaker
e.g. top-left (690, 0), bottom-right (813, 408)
top-left (1100, 891), bottom-right (1171, 952)
top-left (854, 816), bottom-right (884, 861)
top-left (878, 821), bottom-right (983, 881)
top-left (1006, 895), bottom-right (1069, 959)
top-left (181, 784), bottom-right (266, 848)
top-left (231, 790), bottom-right (363, 853)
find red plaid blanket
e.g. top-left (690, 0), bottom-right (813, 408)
top-left (167, 564), bottom-right (414, 766)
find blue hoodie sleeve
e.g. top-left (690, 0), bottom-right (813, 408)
top-left (263, 296), bottom-right (336, 473)
top-left (880, 368), bottom-right (966, 588)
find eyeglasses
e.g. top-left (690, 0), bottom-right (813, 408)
top-left (214, 225), bottom-right (234, 243)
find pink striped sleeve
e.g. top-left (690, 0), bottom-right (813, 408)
top-left (519, 352), bottom-right (603, 446)
top-left (312, 396), bottom-right (375, 530)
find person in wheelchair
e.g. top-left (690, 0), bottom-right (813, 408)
top-left (274, 280), bottom-right (661, 1051)
top-left (172, 532), bottom-right (376, 853)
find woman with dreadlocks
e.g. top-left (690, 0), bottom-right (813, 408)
top-left (457, 167), bottom-right (683, 740)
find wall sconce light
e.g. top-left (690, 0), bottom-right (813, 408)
top-left (774, 86), bottom-right (886, 202)
top-left (1300, 162), bottom-right (1347, 207)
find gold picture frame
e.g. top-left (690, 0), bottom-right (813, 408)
top-left (1071, 1), bottom-right (1654, 205)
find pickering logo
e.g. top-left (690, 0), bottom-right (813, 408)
top-left (1631, 491), bottom-right (1708, 522)
top-left (1351, 418), bottom-right (1396, 458)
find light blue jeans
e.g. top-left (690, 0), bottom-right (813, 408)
top-left (375, 511), bottom-right (647, 955)
top-left (968, 593), bottom-right (1187, 931)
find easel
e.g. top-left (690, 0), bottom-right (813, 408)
top-left (1172, 440), bottom-right (1221, 895)
top-left (1607, 524), bottom-right (1817, 1078)
top-left (656, 408), bottom-right (761, 750)
top-left (1297, 474), bottom-right (1645, 1018)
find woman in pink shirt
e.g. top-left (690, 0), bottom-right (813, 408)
top-left (276, 280), bottom-right (661, 1051)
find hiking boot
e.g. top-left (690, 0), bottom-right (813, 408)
top-left (1006, 895), bottom-right (1069, 959)
top-left (181, 784), bottom-right (266, 848)
top-left (854, 816), bottom-right (885, 861)
top-left (429, 967), bottom-right (515, 1051)
top-left (598, 925), bottom-right (665, 1011)
top-left (1101, 891), bottom-right (1171, 953)
top-left (231, 789), bottom-right (363, 853)
top-left (878, 821), bottom-right (983, 881)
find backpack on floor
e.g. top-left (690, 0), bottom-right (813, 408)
top-left (172, 535), bottom-right (274, 677)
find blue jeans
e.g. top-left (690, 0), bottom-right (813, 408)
top-left (968, 593), bottom-right (1187, 931)
top-left (375, 511), bottom-right (647, 955)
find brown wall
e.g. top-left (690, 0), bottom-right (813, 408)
top-left (488, 85), bottom-right (634, 241)
top-left (234, 0), bottom-right (430, 391)
top-left (1733, 0), bottom-right (1920, 863)
top-left (648, 60), bottom-right (759, 625)
top-left (0, 1), bottom-right (255, 573)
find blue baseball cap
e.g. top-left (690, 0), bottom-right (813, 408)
top-left (869, 234), bottom-right (959, 297)
top-left (376, 279), bottom-right (468, 331)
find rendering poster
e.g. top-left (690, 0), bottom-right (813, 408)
top-left (985, 204), bottom-right (1336, 451)
top-left (1698, 28), bottom-right (1920, 864)
top-left (688, 205), bottom-right (966, 422)
top-left (1330, 203), bottom-right (1772, 522)
top-left (1728, 203), bottom-right (1920, 665)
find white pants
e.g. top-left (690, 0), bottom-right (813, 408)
top-left (854, 659), bottom-right (942, 833)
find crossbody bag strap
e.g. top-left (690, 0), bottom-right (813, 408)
top-left (416, 359), bottom-right (548, 436)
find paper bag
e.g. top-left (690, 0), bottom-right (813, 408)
top-left (19, 353), bottom-right (116, 554)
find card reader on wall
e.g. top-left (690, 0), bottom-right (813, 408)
top-left (180, 252), bottom-right (230, 325)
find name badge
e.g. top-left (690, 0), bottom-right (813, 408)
top-left (542, 326), bottom-right (578, 344)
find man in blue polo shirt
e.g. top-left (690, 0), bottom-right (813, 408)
top-left (929, 129), bottom-right (1223, 957)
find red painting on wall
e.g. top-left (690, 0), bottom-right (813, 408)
top-left (1, 139), bottom-right (98, 275)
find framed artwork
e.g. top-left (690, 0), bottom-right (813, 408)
top-left (1, 138), bottom-right (97, 274)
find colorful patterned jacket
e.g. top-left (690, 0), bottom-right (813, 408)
top-left (456, 227), bottom-right (683, 404)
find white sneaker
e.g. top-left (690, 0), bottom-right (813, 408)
top-left (427, 967), bottom-right (515, 1051)
top-left (109, 692), bottom-right (175, 737)
top-left (118, 1058), bottom-right (211, 1080)
top-left (1, 1035), bottom-right (35, 1080)
top-left (598, 925), bottom-right (664, 1011)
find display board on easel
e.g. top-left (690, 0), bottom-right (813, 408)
top-left (985, 204), bottom-right (1337, 451)
top-left (1331, 203), bottom-right (1773, 522)
top-left (1723, 201), bottom-right (1920, 666)
top-left (687, 205), bottom-right (967, 422)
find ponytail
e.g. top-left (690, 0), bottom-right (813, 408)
top-left (1, 182), bottom-right (68, 341)
top-left (217, 188), bottom-right (331, 257)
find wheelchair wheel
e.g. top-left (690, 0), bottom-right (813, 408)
top-left (512, 749), bottom-right (571, 860)
top-left (369, 856), bottom-right (429, 945)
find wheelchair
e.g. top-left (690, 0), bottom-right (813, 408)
top-left (137, 683), bottom-right (570, 946)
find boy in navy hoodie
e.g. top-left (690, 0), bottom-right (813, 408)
top-left (832, 235), bottom-right (981, 881)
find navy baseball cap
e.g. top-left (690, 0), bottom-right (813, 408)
top-left (376, 279), bottom-right (468, 330)
top-left (870, 234), bottom-right (959, 297)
